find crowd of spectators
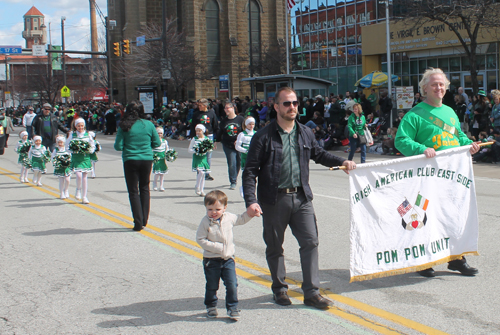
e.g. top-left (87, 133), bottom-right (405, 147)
top-left (3, 84), bottom-right (500, 163)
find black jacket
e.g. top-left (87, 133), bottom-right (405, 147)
top-left (242, 120), bottom-right (345, 207)
top-left (32, 113), bottom-right (68, 143)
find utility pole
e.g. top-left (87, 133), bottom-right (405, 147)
top-left (384, 1), bottom-right (393, 128)
top-left (162, 0), bottom-right (168, 105)
top-left (4, 57), bottom-right (10, 107)
top-left (89, 0), bottom-right (99, 58)
top-left (61, 16), bottom-right (66, 88)
top-left (106, 17), bottom-right (114, 105)
top-left (248, 0), bottom-right (253, 77)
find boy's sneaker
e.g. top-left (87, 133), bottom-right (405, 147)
top-left (227, 309), bottom-right (241, 321)
top-left (207, 307), bottom-right (218, 318)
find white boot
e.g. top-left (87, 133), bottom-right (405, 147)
top-left (82, 197), bottom-right (89, 204)
top-left (75, 189), bottom-right (82, 200)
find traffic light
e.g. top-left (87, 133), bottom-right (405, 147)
top-left (113, 42), bottom-right (120, 57)
top-left (123, 40), bottom-right (130, 54)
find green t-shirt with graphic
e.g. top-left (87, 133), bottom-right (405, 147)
top-left (395, 102), bottom-right (472, 156)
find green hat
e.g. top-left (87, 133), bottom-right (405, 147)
top-left (478, 90), bottom-right (486, 97)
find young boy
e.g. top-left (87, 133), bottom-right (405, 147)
top-left (196, 190), bottom-right (253, 321)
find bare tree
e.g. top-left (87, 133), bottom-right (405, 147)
top-left (395, 0), bottom-right (500, 93)
top-left (115, 19), bottom-right (204, 101)
top-left (17, 58), bottom-right (64, 106)
top-left (243, 42), bottom-right (287, 77)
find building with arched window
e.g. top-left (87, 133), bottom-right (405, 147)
top-left (108, 0), bottom-right (287, 104)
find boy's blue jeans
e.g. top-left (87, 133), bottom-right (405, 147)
top-left (203, 257), bottom-right (238, 310)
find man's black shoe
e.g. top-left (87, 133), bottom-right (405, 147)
top-left (273, 292), bottom-right (291, 306)
top-left (417, 268), bottom-right (435, 277)
top-left (448, 262), bottom-right (478, 276)
top-left (303, 294), bottom-right (333, 310)
top-left (205, 174), bottom-right (214, 181)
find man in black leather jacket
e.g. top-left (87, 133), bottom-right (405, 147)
top-left (32, 103), bottom-right (68, 151)
top-left (243, 87), bottom-right (356, 310)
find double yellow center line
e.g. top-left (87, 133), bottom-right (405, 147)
top-left (0, 166), bottom-right (448, 335)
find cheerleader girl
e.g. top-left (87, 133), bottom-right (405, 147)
top-left (52, 135), bottom-right (72, 199)
top-left (15, 131), bottom-right (30, 183)
top-left (66, 118), bottom-right (95, 204)
top-left (152, 127), bottom-right (169, 192)
top-left (89, 131), bottom-right (99, 178)
top-left (235, 116), bottom-right (256, 198)
top-left (188, 124), bottom-right (211, 196)
top-left (28, 135), bottom-right (49, 186)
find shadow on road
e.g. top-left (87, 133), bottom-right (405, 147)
top-left (92, 295), bottom-right (282, 327)
top-left (23, 227), bottom-right (130, 236)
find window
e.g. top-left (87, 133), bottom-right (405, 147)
top-left (205, 0), bottom-right (220, 75)
top-left (438, 58), bottom-right (449, 72)
top-left (248, 0), bottom-right (261, 74)
top-left (450, 57), bottom-right (460, 72)
top-left (427, 59), bottom-right (437, 68)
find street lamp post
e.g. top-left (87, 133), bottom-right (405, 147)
top-left (61, 16), bottom-right (67, 89)
top-left (382, 0), bottom-right (393, 128)
top-left (5, 57), bottom-right (11, 107)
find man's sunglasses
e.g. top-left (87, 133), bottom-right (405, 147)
top-left (280, 101), bottom-right (299, 107)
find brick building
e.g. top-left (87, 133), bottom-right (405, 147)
top-left (107, 0), bottom-right (287, 104)
top-left (1, 55), bottom-right (106, 107)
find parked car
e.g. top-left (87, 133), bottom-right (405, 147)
top-left (0, 115), bottom-right (6, 155)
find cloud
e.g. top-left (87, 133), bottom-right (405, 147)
top-left (0, 0), bottom-right (107, 55)
top-left (0, 22), bottom-right (25, 46)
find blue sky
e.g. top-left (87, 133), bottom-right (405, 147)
top-left (0, 0), bottom-right (107, 53)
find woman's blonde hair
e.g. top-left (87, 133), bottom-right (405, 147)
top-left (491, 89), bottom-right (500, 99)
top-left (419, 68), bottom-right (450, 97)
top-left (352, 103), bottom-right (362, 114)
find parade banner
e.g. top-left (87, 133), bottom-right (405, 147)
top-left (349, 146), bottom-right (479, 282)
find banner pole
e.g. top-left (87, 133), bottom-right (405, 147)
top-left (329, 142), bottom-right (494, 171)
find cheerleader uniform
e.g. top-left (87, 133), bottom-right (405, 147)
top-left (189, 136), bottom-right (211, 173)
top-left (15, 140), bottom-right (30, 166)
top-left (15, 139), bottom-right (30, 183)
top-left (153, 138), bottom-right (169, 174)
top-left (188, 136), bottom-right (212, 196)
top-left (66, 131), bottom-right (95, 173)
top-left (90, 140), bottom-right (100, 163)
top-left (235, 129), bottom-right (256, 170)
top-left (52, 147), bottom-right (72, 177)
top-left (29, 144), bottom-right (48, 173)
top-left (235, 129), bottom-right (256, 197)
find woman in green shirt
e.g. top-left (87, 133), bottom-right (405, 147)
top-left (347, 103), bottom-right (367, 163)
top-left (114, 100), bottom-right (162, 231)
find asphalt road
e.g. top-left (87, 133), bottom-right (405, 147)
top-left (1, 131), bottom-right (499, 335)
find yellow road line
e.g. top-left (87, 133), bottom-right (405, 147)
top-left (0, 166), bottom-right (449, 334)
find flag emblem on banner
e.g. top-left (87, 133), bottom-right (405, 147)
top-left (287, 0), bottom-right (296, 10)
top-left (397, 199), bottom-right (412, 217)
top-left (415, 194), bottom-right (429, 210)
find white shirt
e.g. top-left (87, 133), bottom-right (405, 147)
top-left (23, 112), bottom-right (36, 127)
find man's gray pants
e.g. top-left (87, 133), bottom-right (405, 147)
top-left (260, 190), bottom-right (320, 299)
